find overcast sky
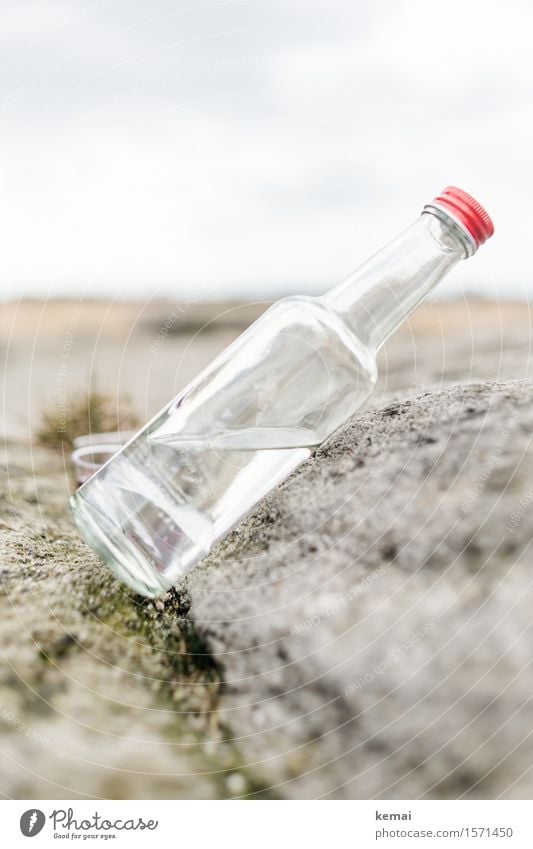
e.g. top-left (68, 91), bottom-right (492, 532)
top-left (1, 0), bottom-right (532, 301)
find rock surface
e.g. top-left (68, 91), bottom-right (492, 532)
top-left (0, 441), bottom-right (243, 799)
top-left (188, 379), bottom-right (533, 798)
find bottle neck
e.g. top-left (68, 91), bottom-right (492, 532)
top-left (322, 211), bottom-right (474, 352)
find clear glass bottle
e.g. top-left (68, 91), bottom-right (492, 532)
top-left (71, 187), bottom-right (494, 596)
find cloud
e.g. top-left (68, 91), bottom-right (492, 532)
top-left (0, 0), bottom-right (531, 299)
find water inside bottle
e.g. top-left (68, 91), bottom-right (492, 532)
top-left (119, 425), bottom-right (317, 576)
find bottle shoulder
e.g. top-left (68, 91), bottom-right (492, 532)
top-left (264, 295), bottom-right (378, 381)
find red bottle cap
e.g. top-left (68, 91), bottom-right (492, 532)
top-left (431, 186), bottom-right (494, 246)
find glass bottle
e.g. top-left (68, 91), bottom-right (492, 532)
top-left (71, 186), bottom-right (494, 596)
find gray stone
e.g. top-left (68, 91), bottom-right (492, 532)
top-left (187, 379), bottom-right (533, 798)
top-left (0, 441), bottom-right (238, 799)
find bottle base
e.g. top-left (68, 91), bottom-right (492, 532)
top-left (70, 492), bottom-right (199, 597)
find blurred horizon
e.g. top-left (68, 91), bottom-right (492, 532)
top-left (1, 290), bottom-right (531, 306)
top-left (1, 1), bottom-right (532, 302)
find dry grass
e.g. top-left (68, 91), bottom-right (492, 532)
top-left (36, 390), bottom-right (141, 449)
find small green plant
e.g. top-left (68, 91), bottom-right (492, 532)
top-left (36, 390), bottom-right (141, 450)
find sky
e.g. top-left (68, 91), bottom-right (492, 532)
top-left (1, 0), bottom-right (532, 302)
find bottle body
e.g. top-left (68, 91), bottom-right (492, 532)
top-left (71, 297), bottom-right (377, 595)
top-left (71, 188), bottom-right (494, 596)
